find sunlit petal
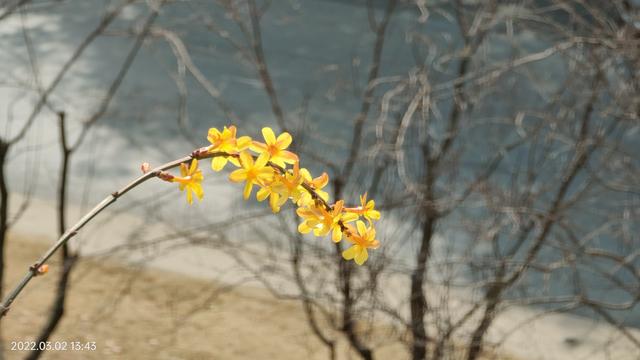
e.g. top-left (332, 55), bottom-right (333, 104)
top-left (186, 189), bottom-right (193, 205)
top-left (255, 151), bottom-right (270, 168)
top-left (243, 181), bottom-right (253, 199)
top-left (354, 248), bottom-right (368, 265)
top-left (342, 245), bottom-right (359, 260)
top-left (332, 226), bottom-right (343, 242)
top-left (250, 141), bottom-right (268, 153)
top-left (212, 157), bottom-right (227, 171)
top-left (298, 222), bottom-right (312, 234)
top-left (229, 169), bottom-right (247, 182)
top-left (356, 221), bottom-right (367, 236)
top-left (280, 150), bottom-right (299, 163)
top-left (256, 187), bottom-right (270, 201)
top-left (275, 132), bottom-right (292, 148)
top-left (262, 127), bottom-right (276, 145)
top-left (237, 136), bottom-right (252, 150)
top-left (239, 151), bottom-right (254, 168)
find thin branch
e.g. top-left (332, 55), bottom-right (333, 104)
top-left (0, 149), bottom-right (220, 317)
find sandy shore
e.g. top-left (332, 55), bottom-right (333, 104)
top-left (2, 236), bottom-right (409, 360)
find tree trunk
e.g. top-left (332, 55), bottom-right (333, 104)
top-left (0, 141), bottom-right (9, 301)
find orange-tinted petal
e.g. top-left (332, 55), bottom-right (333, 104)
top-left (280, 150), bottom-right (299, 163)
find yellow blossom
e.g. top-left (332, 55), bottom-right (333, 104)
top-left (345, 193), bottom-right (381, 222)
top-left (256, 176), bottom-right (285, 213)
top-left (250, 127), bottom-right (298, 167)
top-left (272, 162), bottom-right (306, 204)
top-left (257, 162), bottom-right (306, 213)
top-left (296, 200), bottom-right (358, 242)
top-left (342, 221), bottom-right (380, 265)
top-left (229, 151), bottom-right (274, 199)
top-left (298, 168), bottom-right (329, 206)
top-left (207, 125), bottom-right (251, 171)
top-left (172, 159), bottom-right (204, 205)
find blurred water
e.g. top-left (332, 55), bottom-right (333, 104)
top-left (1, 0), bottom-right (639, 329)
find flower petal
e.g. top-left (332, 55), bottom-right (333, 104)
top-left (300, 168), bottom-right (312, 182)
top-left (280, 150), bottom-right (299, 163)
top-left (262, 127), bottom-right (276, 145)
top-left (275, 132), bottom-right (292, 149)
top-left (314, 172), bottom-right (329, 188)
top-left (356, 221), bottom-right (367, 236)
top-left (250, 141), bottom-right (268, 153)
top-left (193, 185), bottom-right (204, 201)
top-left (368, 209), bottom-right (381, 220)
top-left (332, 226), bottom-right (343, 243)
top-left (229, 169), bottom-right (247, 182)
top-left (269, 193), bottom-right (281, 213)
top-left (212, 157), bottom-right (227, 171)
top-left (186, 188), bottom-right (193, 205)
top-left (298, 222), bottom-right (312, 234)
top-left (239, 151), bottom-right (254, 168)
top-left (354, 248), bottom-right (368, 265)
top-left (243, 181), bottom-right (253, 199)
top-left (256, 187), bottom-right (270, 201)
top-left (237, 136), bottom-right (252, 150)
top-left (270, 157), bottom-right (286, 168)
top-left (342, 245), bottom-right (360, 260)
top-left (255, 151), bottom-right (270, 168)
top-left (333, 200), bottom-right (344, 214)
top-left (189, 159), bottom-right (198, 174)
top-left (342, 212), bottom-right (359, 223)
top-left (207, 128), bottom-right (221, 143)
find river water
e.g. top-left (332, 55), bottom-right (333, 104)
top-left (1, 0), bottom-right (639, 334)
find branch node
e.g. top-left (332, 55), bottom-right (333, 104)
top-left (191, 146), bottom-right (210, 158)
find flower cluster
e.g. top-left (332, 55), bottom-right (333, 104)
top-left (159, 126), bottom-right (381, 265)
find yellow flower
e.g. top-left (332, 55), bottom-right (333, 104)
top-left (207, 125), bottom-right (251, 171)
top-left (250, 127), bottom-right (298, 167)
top-left (257, 162), bottom-right (305, 213)
top-left (229, 151), bottom-right (275, 199)
top-left (298, 168), bottom-right (329, 206)
top-left (272, 162), bottom-right (306, 204)
top-left (172, 159), bottom-right (204, 205)
top-left (256, 176), bottom-right (285, 213)
top-left (345, 193), bottom-right (381, 222)
top-left (296, 200), bottom-right (358, 242)
top-left (342, 221), bottom-right (380, 265)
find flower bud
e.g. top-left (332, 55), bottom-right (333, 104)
top-left (37, 264), bottom-right (49, 275)
top-left (158, 171), bottom-right (174, 182)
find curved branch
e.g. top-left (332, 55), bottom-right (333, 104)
top-left (0, 149), bottom-right (223, 317)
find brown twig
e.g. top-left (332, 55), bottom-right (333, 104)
top-left (0, 145), bottom-right (358, 318)
top-left (0, 149), bottom-right (222, 318)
